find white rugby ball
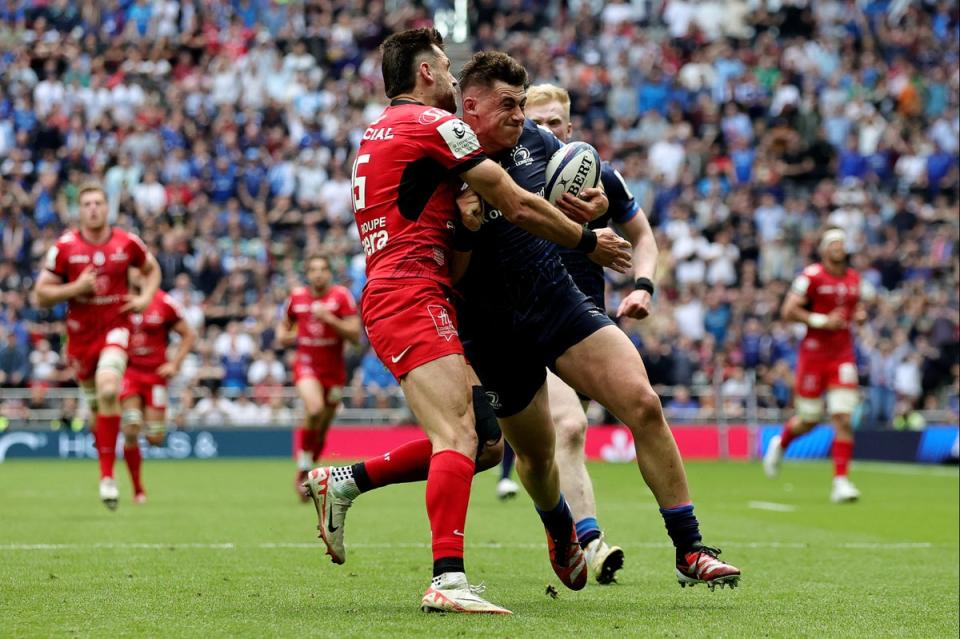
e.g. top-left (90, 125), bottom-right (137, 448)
top-left (544, 141), bottom-right (602, 205)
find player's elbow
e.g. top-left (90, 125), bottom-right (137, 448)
top-left (33, 288), bottom-right (54, 308)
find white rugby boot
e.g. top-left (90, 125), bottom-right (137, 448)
top-left (420, 572), bottom-right (512, 614)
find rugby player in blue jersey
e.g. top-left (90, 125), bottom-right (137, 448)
top-left (494, 83), bottom-right (660, 584)
top-left (454, 52), bottom-right (741, 591)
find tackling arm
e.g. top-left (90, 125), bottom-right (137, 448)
top-left (459, 160), bottom-right (631, 271)
top-left (460, 159), bottom-right (584, 247)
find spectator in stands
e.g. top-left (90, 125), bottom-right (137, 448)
top-left (28, 338), bottom-right (59, 387)
top-left (868, 338), bottom-right (899, 429)
top-left (248, 349), bottom-right (285, 388)
top-left (231, 391), bottom-right (265, 426)
top-left (0, 329), bottom-right (29, 388)
top-left (190, 385), bottom-right (237, 427)
top-left (665, 386), bottom-right (700, 422)
top-left (350, 350), bottom-right (397, 410)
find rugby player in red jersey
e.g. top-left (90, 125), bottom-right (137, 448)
top-left (34, 183), bottom-right (161, 510)
top-left (764, 228), bottom-right (873, 502)
top-left (300, 28), bottom-right (630, 614)
top-left (118, 275), bottom-right (196, 503)
top-left (277, 254), bottom-right (360, 501)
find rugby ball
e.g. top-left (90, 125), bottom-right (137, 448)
top-left (544, 141), bottom-right (602, 205)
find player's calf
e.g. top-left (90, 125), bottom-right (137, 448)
top-left (120, 408), bottom-right (146, 500)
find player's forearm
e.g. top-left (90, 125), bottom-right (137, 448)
top-left (509, 191), bottom-right (584, 248)
top-left (139, 259), bottom-right (162, 303)
top-left (782, 302), bottom-right (821, 327)
top-left (170, 332), bottom-right (196, 370)
top-left (34, 281), bottom-right (83, 307)
top-left (276, 323), bottom-right (297, 346)
top-left (626, 217), bottom-right (658, 281)
top-left (328, 317), bottom-right (361, 344)
top-left (463, 162), bottom-right (583, 248)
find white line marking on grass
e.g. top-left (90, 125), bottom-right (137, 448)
top-left (840, 542), bottom-right (932, 549)
top-left (0, 543), bottom-right (236, 550)
top-left (0, 541), bottom-right (939, 551)
top-left (853, 463), bottom-right (959, 478)
top-left (748, 501), bottom-right (797, 512)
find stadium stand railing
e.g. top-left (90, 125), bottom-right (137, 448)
top-left (0, 384), bottom-right (953, 431)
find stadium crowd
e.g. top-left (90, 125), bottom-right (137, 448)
top-left (0, 0), bottom-right (957, 429)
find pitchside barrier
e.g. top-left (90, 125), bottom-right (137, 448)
top-left (0, 424), bottom-right (956, 465)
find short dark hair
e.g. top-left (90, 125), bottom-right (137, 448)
top-left (458, 51), bottom-right (529, 94)
top-left (380, 28), bottom-right (445, 98)
top-left (305, 252), bottom-right (330, 268)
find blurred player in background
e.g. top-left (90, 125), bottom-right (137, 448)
top-left (33, 183), bottom-right (161, 510)
top-left (277, 254), bottom-right (360, 500)
top-left (764, 228), bottom-right (873, 502)
top-left (301, 28), bottom-right (625, 614)
top-left (118, 273), bottom-right (196, 503)
top-left (453, 52), bottom-right (738, 592)
top-left (490, 83), bottom-right (659, 585)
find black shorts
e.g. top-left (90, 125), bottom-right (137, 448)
top-left (458, 262), bottom-right (613, 417)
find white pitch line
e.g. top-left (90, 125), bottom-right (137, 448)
top-left (748, 501), bottom-right (797, 512)
top-left (841, 542), bottom-right (933, 549)
top-left (0, 541), bottom-right (938, 551)
top-left (853, 463), bottom-right (959, 478)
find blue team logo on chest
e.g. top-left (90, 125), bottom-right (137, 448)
top-left (512, 145), bottom-right (533, 167)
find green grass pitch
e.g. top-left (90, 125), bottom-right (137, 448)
top-left (1, 458), bottom-right (957, 638)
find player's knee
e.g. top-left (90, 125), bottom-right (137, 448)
top-left (431, 387), bottom-right (477, 452)
top-left (626, 383), bottom-right (666, 431)
top-left (554, 412), bottom-right (586, 450)
top-left (795, 397), bottom-right (825, 424)
top-left (121, 407), bottom-right (143, 432)
top-left (827, 389), bottom-right (859, 418)
top-left (445, 427), bottom-right (478, 456)
top-left (97, 348), bottom-right (127, 380)
top-left (146, 421), bottom-right (166, 446)
top-left (303, 402), bottom-right (325, 421)
top-left (97, 384), bottom-right (119, 407)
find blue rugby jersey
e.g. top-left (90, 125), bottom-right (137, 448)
top-left (457, 119), bottom-right (569, 309)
